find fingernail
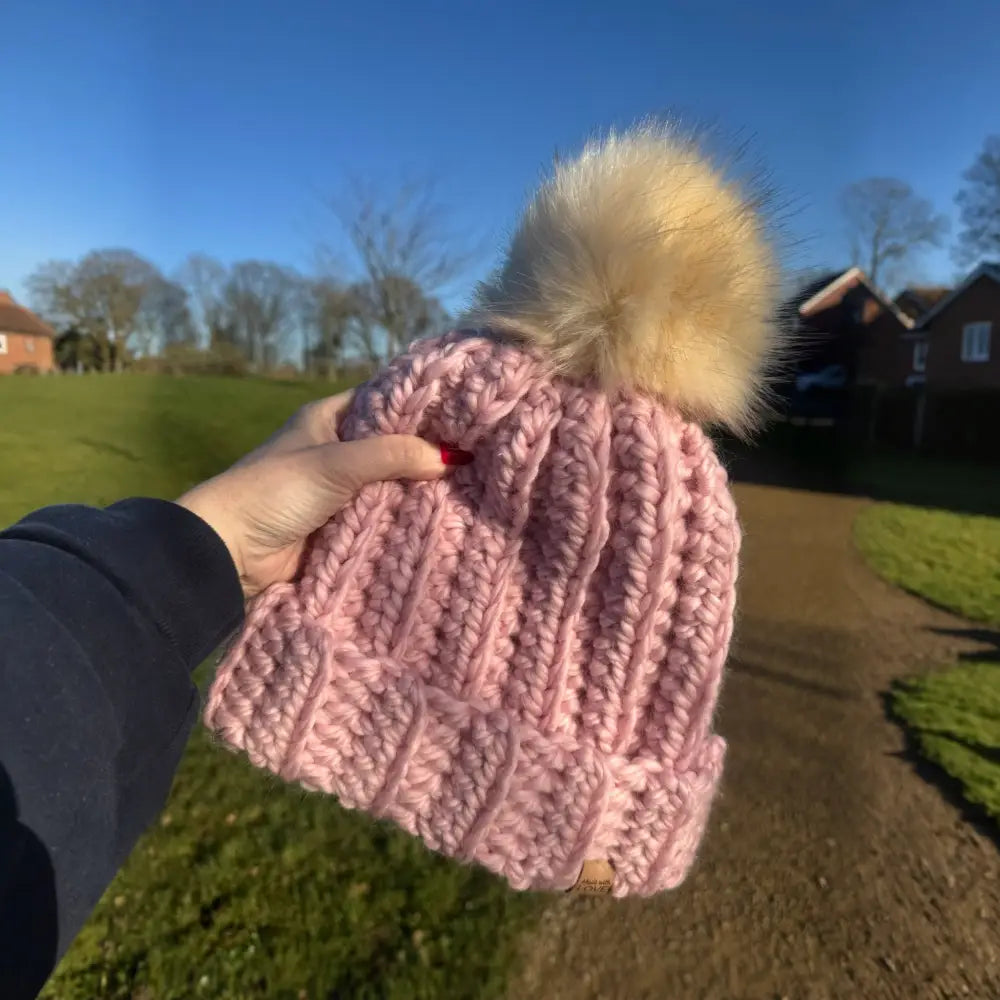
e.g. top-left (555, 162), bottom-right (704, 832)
top-left (440, 445), bottom-right (474, 467)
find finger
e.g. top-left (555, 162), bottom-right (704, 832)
top-left (297, 391), bottom-right (355, 446)
top-left (308, 434), bottom-right (450, 493)
top-left (324, 391), bottom-right (355, 435)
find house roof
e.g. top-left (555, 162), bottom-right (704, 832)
top-left (894, 285), bottom-right (952, 320)
top-left (787, 270), bottom-right (845, 305)
top-left (0, 292), bottom-right (56, 339)
top-left (915, 262), bottom-right (1000, 329)
top-left (796, 266), bottom-right (914, 329)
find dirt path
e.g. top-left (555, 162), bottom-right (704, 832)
top-left (510, 484), bottom-right (1000, 1000)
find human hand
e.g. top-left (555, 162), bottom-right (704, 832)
top-left (178, 391), bottom-right (471, 597)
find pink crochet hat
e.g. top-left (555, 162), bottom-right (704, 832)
top-left (205, 126), bottom-right (780, 896)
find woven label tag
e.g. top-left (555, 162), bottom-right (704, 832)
top-left (567, 859), bottom-right (615, 895)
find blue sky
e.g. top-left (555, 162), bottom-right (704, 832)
top-left (2, 0), bottom-right (998, 306)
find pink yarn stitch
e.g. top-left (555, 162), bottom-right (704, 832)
top-left (205, 331), bottom-right (738, 896)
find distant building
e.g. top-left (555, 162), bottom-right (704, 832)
top-left (0, 291), bottom-right (56, 373)
top-left (915, 262), bottom-right (1000, 391)
top-left (780, 267), bottom-right (921, 425)
top-left (779, 264), bottom-right (1000, 457)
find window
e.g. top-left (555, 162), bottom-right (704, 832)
top-left (25, 337), bottom-right (35, 353)
top-left (912, 340), bottom-right (929, 373)
top-left (0, 334), bottom-right (7, 354)
top-left (961, 321), bottom-right (991, 363)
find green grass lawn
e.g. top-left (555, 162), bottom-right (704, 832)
top-left (892, 664), bottom-right (1000, 823)
top-left (3, 374), bottom-right (539, 1000)
top-left (853, 498), bottom-right (1000, 826)
top-left (854, 504), bottom-right (1000, 626)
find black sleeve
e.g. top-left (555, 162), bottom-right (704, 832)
top-left (0, 499), bottom-right (244, 999)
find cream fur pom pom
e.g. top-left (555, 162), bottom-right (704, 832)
top-left (467, 125), bottom-right (781, 435)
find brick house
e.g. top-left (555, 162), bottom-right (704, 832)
top-left (783, 264), bottom-right (1000, 455)
top-left (914, 262), bottom-right (1000, 390)
top-left (790, 266), bottom-right (919, 390)
top-left (0, 291), bottom-right (55, 373)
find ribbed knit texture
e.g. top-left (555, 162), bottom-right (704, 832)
top-left (205, 331), bottom-right (739, 895)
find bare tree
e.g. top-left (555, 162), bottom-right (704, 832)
top-left (175, 254), bottom-right (231, 348)
top-left (223, 261), bottom-right (299, 370)
top-left (349, 275), bottom-right (450, 360)
top-left (325, 179), bottom-right (473, 361)
top-left (300, 278), bottom-right (360, 377)
top-left (954, 135), bottom-right (1000, 268)
top-left (26, 259), bottom-right (76, 324)
top-left (841, 178), bottom-right (948, 287)
top-left (134, 277), bottom-right (196, 356)
top-left (28, 249), bottom-right (160, 371)
top-left (342, 281), bottom-right (381, 366)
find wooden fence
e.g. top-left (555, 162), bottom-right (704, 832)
top-left (848, 387), bottom-right (1000, 462)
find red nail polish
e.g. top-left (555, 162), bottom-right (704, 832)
top-left (440, 445), bottom-right (474, 466)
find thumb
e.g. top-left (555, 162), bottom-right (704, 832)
top-left (309, 434), bottom-right (450, 493)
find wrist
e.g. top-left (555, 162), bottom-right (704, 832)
top-left (177, 483), bottom-right (249, 596)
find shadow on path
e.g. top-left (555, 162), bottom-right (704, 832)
top-left (730, 657), bottom-right (860, 703)
top-left (926, 626), bottom-right (1000, 663)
